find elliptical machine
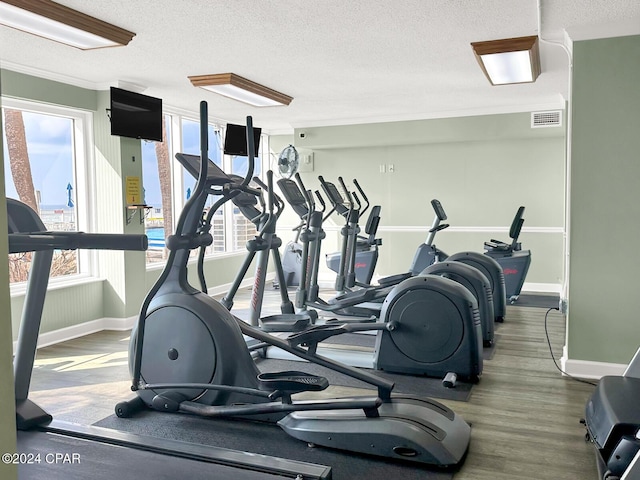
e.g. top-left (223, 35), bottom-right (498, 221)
top-left (116, 102), bottom-right (472, 467)
top-left (323, 177), bottom-right (383, 287)
top-left (214, 164), bottom-right (314, 331)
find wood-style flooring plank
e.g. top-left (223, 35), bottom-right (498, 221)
top-left (27, 291), bottom-right (599, 479)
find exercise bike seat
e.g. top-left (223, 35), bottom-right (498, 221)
top-left (330, 286), bottom-right (377, 305)
top-left (257, 371), bottom-right (329, 394)
top-left (377, 272), bottom-right (413, 287)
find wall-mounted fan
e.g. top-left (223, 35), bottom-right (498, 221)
top-left (277, 144), bottom-right (299, 179)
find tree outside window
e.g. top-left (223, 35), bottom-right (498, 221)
top-left (142, 115), bottom-right (172, 264)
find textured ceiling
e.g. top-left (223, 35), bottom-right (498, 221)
top-left (1, 0), bottom-right (640, 132)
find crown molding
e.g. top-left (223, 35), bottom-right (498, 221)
top-left (1, 60), bottom-right (100, 90)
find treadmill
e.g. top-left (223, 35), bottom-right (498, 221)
top-left (8, 197), bottom-right (331, 480)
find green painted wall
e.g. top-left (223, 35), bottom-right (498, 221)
top-left (280, 112), bottom-right (566, 288)
top-left (567, 35), bottom-right (640, 364)
top-left (0, 80), bottom-right (18, 480)
top-left (10, 281), bottom-right (104, 336)
top-left (1, 69), bottom-right (96, 111)
top-left (93, 90), bottom-right (148, 318)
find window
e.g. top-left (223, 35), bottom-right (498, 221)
top-left (142, 115), bottom-right (172, 265)
top-left (141, 113), bottom-right (268, 266)
top-left (179, 118), bottom-right (225, 253)
top-left (2, 99), bottom-right (91, 284)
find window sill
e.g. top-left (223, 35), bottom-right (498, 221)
top-left (10, 274), bottom-right (104, 298)
top-left (144, 249), bottom-right (247, 272)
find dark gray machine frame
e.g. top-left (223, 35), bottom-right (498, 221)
top-left (8, 197), bottom-right (328, 480)
top-left (484, 206), bottom-right (532, 304)
top-left (423, 261), bottom-right (495, 347)
top-left (584, 348), bottom-right (640, 480)
top-left (409, 199), bottom-right (450, 275)
top-left (447, 250), bottom-right (507, 323)
top-left (118, 102), bottom-right (473, 467)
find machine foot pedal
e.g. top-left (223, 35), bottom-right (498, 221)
top-left (257, 371), bottom-right (329, 394)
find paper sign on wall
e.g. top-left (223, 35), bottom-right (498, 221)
top-left (125, 176), bottom-right (142, 205)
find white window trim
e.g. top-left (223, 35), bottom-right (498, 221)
top-left (144, 111), bottom-right (269, 268)
top-left (2, 96), bottom-right (96, 291)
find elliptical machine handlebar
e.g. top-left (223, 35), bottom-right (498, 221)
top-left (295, 172), bottom-right (315, 226)
top-left (352, 179), bottom-right (370, 217)
top-left (252, 172), bottom-right (284, 222)
top-left (314, 190), bottom-right (326, 213)
top-left (352, 191), bottom-right (362, 212)
top-left (242, 116), bottom-right (255, 187)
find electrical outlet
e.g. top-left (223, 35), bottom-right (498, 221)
top-left (559, 298), bottom-right (568, 314)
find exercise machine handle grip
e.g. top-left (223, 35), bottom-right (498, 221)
top-left (9, 232), bottom-right (148, 253)
top-left (295, 172), bottom-right (314, 212)
top-left (314, 190), bottom-right (326, 212)
top-left (353, 178), bottom-right (369, 216)
top-left (243, 116), bottom-right (255, 187)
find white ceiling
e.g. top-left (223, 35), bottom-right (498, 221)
top-left (1, 0), bottom-right (640, 133)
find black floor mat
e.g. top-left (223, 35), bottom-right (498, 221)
top-left (95, 411), bottom-right (456, 480)
top-left (510, 294), bottom-right (560, 309)
top-left (255, 356), bottom-right (475, 402)
top-left (320, 332), bottom-right (498, 361)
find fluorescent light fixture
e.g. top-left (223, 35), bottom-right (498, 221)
top-left (0, 0), bottom-right (135, 49)
top-left (471, 36), bottom-right (541, 86)
top-left (189, 73), bottom-right (293, 107)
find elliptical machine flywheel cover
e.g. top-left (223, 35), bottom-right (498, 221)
top-left (380, 275), bottom-right (475, 364)
top-left (129, 305), bottom-right (218, 403)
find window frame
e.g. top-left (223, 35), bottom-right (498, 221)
top-left (2, 96), bottom-right (96, 294)
top-left (144, 110), bottom-right (268, 269)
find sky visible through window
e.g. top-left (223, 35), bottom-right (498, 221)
top-left (2, 110), bottom-right (74, 208)
top-left (2, 110), bottom-right (264, 210)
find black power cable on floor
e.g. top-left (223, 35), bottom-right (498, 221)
top-left (544, 307), bottom-right (598, 387)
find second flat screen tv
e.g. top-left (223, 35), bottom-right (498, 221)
top-left (224, 123), bottom-right (261, 156)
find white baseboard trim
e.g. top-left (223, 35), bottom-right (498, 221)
top-left (12, 315), bottom-right (138, 353)
top-left (319, 275), bottom-right (560, 294)
top-left (561, 346), bottom-right (627, 379)
top-left (13, 273), bottom-right (275, 352)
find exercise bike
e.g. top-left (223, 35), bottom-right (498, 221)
top-left (116, 101), bottom-right (472, 467)
top-left (484, 206), bottom-right (532, 304)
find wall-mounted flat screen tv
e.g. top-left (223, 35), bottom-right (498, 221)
top-left (223, 123), bottom-right (261, 156)
top-left (110, 87), bottom-right (163, 142)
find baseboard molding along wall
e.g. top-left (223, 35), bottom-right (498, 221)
top-left (12, 274), bottom-right (271, 353)
top-left (561, 345), bottom-right (627, 379)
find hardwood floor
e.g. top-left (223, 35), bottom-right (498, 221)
top-left (27, 292), bottom-right (598, 479)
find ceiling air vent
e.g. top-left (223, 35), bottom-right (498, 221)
top-left (531, 110), bottom-right (562, 128)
